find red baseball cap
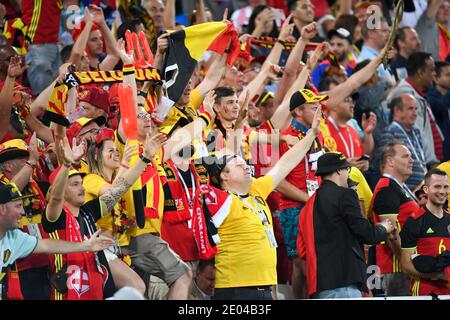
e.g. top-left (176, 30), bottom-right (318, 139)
top-left (79, 87), bottom-right (110, 114)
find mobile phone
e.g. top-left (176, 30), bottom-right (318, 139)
top-left (358, 155), bottom-right (370, 161)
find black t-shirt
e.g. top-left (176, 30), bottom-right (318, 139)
top-left (400, 207), bottom-right (450, 254)
top-left (41, 199), bottom-right (115, 298)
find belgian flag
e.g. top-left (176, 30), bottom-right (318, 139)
top-left (162, 21), bottom-right (239, 103)
top-left (43, 83), bottom-right (70, 127)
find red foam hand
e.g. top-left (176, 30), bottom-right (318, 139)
top-left (139, 31), bottom-right (154, 66)
top-left (118, 84), bottom-right (137, 140)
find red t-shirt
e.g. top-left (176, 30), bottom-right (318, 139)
top-left (22, 0), bottom-right (62, 44)
top-left (278, 124), bottom-right (319, 210)
top-left (324, 118), bottom-right (364, 158)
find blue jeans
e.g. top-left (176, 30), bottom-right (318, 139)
top-left (312, 285), bottom-right (362, 299)
top-left (25, 44), bottom-right (61, 95)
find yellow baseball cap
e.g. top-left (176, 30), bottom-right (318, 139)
top-left (289, 89), bottom-right (328, 111)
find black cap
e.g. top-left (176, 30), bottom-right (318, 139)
top-left (200, 155), bottom-right (236, 188)
top-left (327, 28), bottom-right (353, 44)
top-left (315, 152), bottom-right (351, 176)
top-left (0, 184), bottom-right (35, 204)
top-left (289, 89), bottom-right (328, 112)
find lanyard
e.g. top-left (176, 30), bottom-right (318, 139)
top-left (238, 195), bottom-right (270, 226)
top-left (382, 173), bottom-right (418, 202)
top-left (328, 117), bottom-right (354, 158)
top-left (391, 121), bottom-right (426, 169)
top-left (176, 167), bottom-right (196, 209)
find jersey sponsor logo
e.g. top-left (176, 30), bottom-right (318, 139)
top-left (426, 227), bottom-right (434, 234)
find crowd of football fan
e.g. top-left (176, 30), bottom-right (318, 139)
top-left (0, 0), bottom-right (449, 300)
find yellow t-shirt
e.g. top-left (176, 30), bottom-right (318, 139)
top-left (83, 173), bottom-right (130, 246)
top-left (437, 161), bottom-right (450, 211)
top-left (215, 175), bottom-right (277, 288)
top-left (113, 132), bottom-right (165, 237)
top-left (160, 88), bottom-right (202, 135)
top-left (349, 166), bottom-right (373, 218)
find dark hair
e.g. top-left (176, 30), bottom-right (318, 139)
top-left (335, 14), bottom-right (359, 37)
top-left (388, 95), bottom-right (405, 122)
top-left (287, 0), bottom-right (298, 12)
top-left (116, 19), bottom-right (142, 40)
top-left (406, 52), bottom-right (433, 76)
top-left (318, 76), bottom-right (339, 91)
top-left (352, 59), bottom-right (371, 74)
top-left (247, 5), bottom-right (279, 38)
top-left (394, 27), bottom-right (412, 50)
top-left (435, 61), bottom-right (450, 78)
top-left (380, 140), bottom-right (406, 170)
top-left (197, 258), bottom-right (215, 273)
top-left (60, 45), bottom-right (73, 63)
top-left (213, 87), bottom-right (236, 105)
top-left (424, 168), bottom-right (448, 186)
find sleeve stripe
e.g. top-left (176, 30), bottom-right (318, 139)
top-left (401, 246), bottom-right (417, 250)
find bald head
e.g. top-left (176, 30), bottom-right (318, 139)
top-left (391, 94), bottom-right (418, 129)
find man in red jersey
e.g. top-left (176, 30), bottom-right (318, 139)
top-left (22, 0), bottom-right (63, 95)
top-left (400, 168), bottom-right (450, 296)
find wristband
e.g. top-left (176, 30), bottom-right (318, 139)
top-left (277, 39), bottom-right (286, 46)
top-left (63, 162), bottom-right (71, 168)
top-left (123, 64), bottom-right (135, 75)
top-left (140, 154), bottom-right (152, 164)
top-left (25, 160), bottom-right (36, 169)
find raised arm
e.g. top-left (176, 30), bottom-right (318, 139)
top-left (196, 52), bottom-right (228, 98)
top-left (262, 14), bottom-right (294, 67)
top-left (267, 106), bottom-right (321, 188)
top-left (426, 0), bottom-right (444, 19)
top-left (10, 133), bottom-right (40, 191)
top-left (100, 133), bottom-right (166, 212)
top-left (0, 56), bottom-right (25, 140)
top-left (163, 90), bottom-right (216, 161)
top-left (45, 136), bottom-right (77, 222)
top-left (69, 10), bottom-right (93, 69)
top-left (274, 22), bottom-right (317, 106)
top-left (90, 4), bottom-right (120, 70)
top-left (163, 0), bottom-right (176, 30)
top-left (326, 47), bottom-right (386, 108)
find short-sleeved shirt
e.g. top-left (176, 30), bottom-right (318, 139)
top-left (371, 177), bottom-right (419, 273)
top-left (322, 118), bottom-right (364, 159)
top-left (0, 230), bottom-right (38, 298)
top-left (83, 174), bottom-right (129, 246)
top-left (214, 175), bottom-right (277, 288)
top-left (400, 207), bottom-right (450, 296)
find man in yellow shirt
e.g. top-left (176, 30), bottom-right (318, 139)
top-left (202, 106), bottom-right (322, 300)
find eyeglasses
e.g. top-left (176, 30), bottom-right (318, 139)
top-left (137, 113), bottom-right (152, 121)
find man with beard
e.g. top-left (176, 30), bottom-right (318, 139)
top-left (400, 168), bottom-right (450, 296)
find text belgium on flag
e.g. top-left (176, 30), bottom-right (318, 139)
top-left (162, 21), bottom-right (239, 103)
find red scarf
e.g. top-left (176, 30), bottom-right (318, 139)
top-left (161, 160), bottom-right (208, 224)
top-left (191, 184), bottom-right (233, 260)
top-left (50, 206), bottom-right (105, 300)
